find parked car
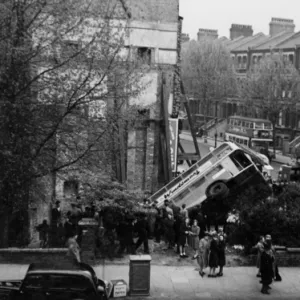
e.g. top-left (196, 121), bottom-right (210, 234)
top-left (0, 262), bottom-right (113, 300)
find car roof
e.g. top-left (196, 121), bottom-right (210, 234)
top-left (27, 263), bottom-right (94, 276)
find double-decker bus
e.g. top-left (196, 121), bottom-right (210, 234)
top-left (149, 142), bottom-right (271, 209)
top-left (225, 116), bottom-right (274, 160)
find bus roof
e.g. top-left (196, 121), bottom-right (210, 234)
top-left (229, 115), bottom-right (271, 123)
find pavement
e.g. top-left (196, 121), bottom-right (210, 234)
top-left (1, 263), bottom-right (300, 299)
top-left (179, 131), bottom-right (293, 165)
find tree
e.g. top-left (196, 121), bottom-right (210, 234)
top-left (181, 39), bottom-right (237, 136)
top-left (240, 53), bottom-right (300, 154)
top-left (0, 0), bottom-right (149, 246)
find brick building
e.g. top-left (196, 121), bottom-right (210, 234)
top-left (188, 18), bottom-right (300, 147)
top-left (26, 0), bottom-right (181, 244)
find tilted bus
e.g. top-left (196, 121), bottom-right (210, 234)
top-left (149, 142), bottom-right (272, 209)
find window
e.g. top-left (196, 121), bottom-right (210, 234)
top-left (64, 180), bottom-right (79, 198)
top-left (230, 150), bottom-right (251, 171)
top-left (289, 54), bottom-right (294, 64)
top-left (242, 121), bottom-right (245, 127)
top-left (250, 123), bottom-right (254, 129)
top-left (137, 47), bottom-right (152, 64)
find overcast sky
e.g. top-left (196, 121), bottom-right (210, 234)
top-left (179, 0), bottom-right (300, 40)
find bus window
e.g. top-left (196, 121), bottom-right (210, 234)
top-left (230, 150), bottom-right (251, 170)
top-left (255, 122), bottom-right (263, 129)
top-left (250, 123), bottom-right (254, 129)
top-left (189, 177), bottom-right (206, 191)
top-left (264, 122), bottom-right (272, 129)
top-left (245, 122), bottom-right (250, 128)
top-left (243, 140), bottom-right (248, 145)
top-left (242, 121), bottom-right (245, 127)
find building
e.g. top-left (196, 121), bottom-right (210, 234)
top-left (27, 0), bottom-right (181, 244)
top-left (197, 28), bottom-right (218, 41)
top-left (227, 18), bottom-right (300, 146)
top-left (188, 18), bottom-right (300, 147)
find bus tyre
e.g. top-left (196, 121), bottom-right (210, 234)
top-left (206, 181), bottom-right (229, 199)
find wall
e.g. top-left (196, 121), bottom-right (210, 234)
top-left (126, 0), bottom-right (179, 23)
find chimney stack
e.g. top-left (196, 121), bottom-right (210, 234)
top-left (269, 18), bottom-right (295, 36)
top-left (230, 24), bottom-right (253, 40)
top-left (197, 29), bottom-right (218, 42)
top-left (181, 33), bottom-right (190, 44)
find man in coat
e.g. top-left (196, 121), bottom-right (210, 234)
top-left (134, 213), bottom-right (149, 254)
top-left (260, 237), bottom-right (274, 294)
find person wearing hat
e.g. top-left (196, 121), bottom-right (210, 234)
top-left (51, 200), bottom-right (61, 246)
top-left (260, 235), bottom-right (275, 294)
top-left (265, 234), bottom-right (282, 282)
top-left (253, 235), bottom-right (265, 277)
top-left (197, 231), bottom-right (210, 277)
top-left (208, 231), bottom-right (219, 277)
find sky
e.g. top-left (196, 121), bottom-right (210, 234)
top-left (179, 0), bottom-right (300, 40)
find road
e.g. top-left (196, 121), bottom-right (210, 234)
top-left (179, 138), bottom-right (281, 178)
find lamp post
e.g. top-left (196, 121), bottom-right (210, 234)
top-left (214, 117), bottom-right (218, 148)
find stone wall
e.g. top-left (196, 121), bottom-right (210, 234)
top-left (0, 248), bottom-right (68, 265)
top-left (247, 248), bottom-right (300, 267)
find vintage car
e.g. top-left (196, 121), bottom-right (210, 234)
top-left (0, 262), bottom-right (113, 300)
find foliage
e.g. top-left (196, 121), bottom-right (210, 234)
top-left (0, 0), bottom-right (149, 246)
top-left (181, 39), bottom-right (237, 127)
top-left (240, 53), bottom-right (300, 152)
top-left (227, 183), bottom-right (300, 251)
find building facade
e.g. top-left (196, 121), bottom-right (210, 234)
top-left (188, 18), bottom-right (300, 147)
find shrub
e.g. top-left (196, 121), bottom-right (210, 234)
top-left (228, 182), bottom-right (300, 250)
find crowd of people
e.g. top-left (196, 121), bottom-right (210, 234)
top-left (36, 200), bottom-right (99, 248)
top-left (35, 198), bottom-right (282, 295)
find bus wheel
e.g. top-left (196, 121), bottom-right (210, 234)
top-left (206, 181), bottom-right (229, 198)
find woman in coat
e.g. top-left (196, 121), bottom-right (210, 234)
top-left (217, 234), bottom-right (226, 276)
top-left (190, 219), bottom-right (200, 259)
top-left (260, 241), bottom-right (274, 294)
top-left (197, 232), bottom-right (210, 277)
top-left (208, 231), bottom-right (219, 277)
top-left (179, 218), bottom-right (191, 258)
top-left (164, 214), bottom-right (175, 249)
top-left (254, 236), bottom-right (265, 277)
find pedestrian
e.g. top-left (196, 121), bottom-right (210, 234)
top-left (266, 234), bottom-right (282, 282)
top-left (208, 231), bottom-right (219, 277)
top-left (51, 200), bottom-right (61, 246)
top-left (164, 214), bottom-right (175, 249)
top-left (173, 214), bottom-right (182, 254)
top-left (154, 202), bottom-right (163, 243)
top-left (134, 213), bottom-right (149, 254)
top-left (197, 232), bottom-right (210, 277)
top-left (36, 220), bottom-right (49, 248)
top-left (217, 234), bottom-right (226, 276)
top-left (66, 233), bottom-right (81, 265)
top-left (162, 200), bottom-right (173, 219)
top-left (253, 235), bottom-right (265, 277)
top-left (64, 211), bottom-right (75, 241)
top-left (179, 217), bottom-right (191, 258)
top-left (190, 219), bottom-right (200, 259)
top-left (260, 238), bottom-right (274, 294)
top-left (147, 204), bottom-right (157, 239)
top-left (117, 215), bottom-right (135, 256)
top-left (180, 204), bottom-right (189, 220)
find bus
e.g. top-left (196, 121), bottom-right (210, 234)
top-left (225, 116), bottom-right (274, 160)
top-left (149, 142), bottom-right (272, 209)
